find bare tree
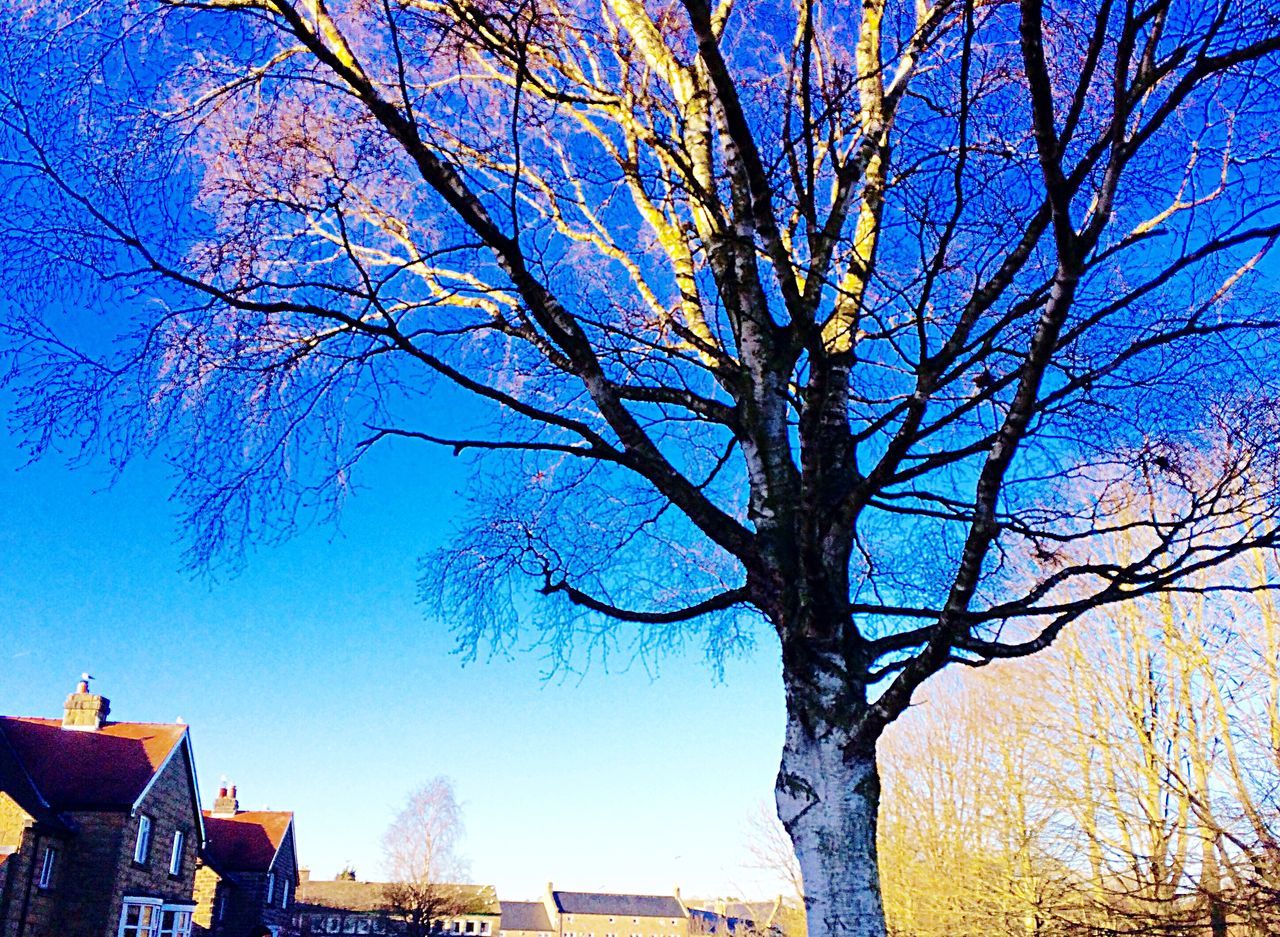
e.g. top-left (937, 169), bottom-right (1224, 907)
top-left (741, 804), bottom-right (807, 937)
top-left (871, 506), bottom-right (1280, 937)
top-left (3, 2), bottom-right (1280, 936)
top-left (382, 778), bottom-right (478, 937)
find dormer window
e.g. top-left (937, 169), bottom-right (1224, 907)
top-left (266, 873), bottom-right (276, 905)
top-left (134, 815), bottom-right (153, 865)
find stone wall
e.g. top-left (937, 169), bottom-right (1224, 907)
top-left (55, 739), bottom-right (201, 937)
top-left (0, 826), bottom-right (65, 937)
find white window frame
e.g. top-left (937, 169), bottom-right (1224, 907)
top-left (157, 906), bottom-right (194, 937)
top-left (118, 898), bottom-right (191, 937)
top-left (134, 816), bottom-right (153, 865)
top-left (281, 875), bottom-right (292, 908)
top-left (37, 845), bottom-right (55, 889)
top-left (266, 872), bottom-right (276, 905)
top-left (118, 897), bottom-right (161, 937)
top-left (169, 830), bottom-right (185, 877)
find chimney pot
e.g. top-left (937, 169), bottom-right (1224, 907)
top-left (212, 782), bottom-right (240, 817)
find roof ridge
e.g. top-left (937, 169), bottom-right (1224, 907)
top-left (1, 716), bottom-right (186, 729)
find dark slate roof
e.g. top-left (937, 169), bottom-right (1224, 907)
top-left (297, 881), bottom-right (499, 915)
top-left (0, 717), bottom-right (187, 811)
top-left (553, 893), bottom-right (686, 918)
top-left (295, 880), bottom-right (389, 913)
top-left (203, 811), bottom-right (293, 873)
top-left (0, 727), bottom-right (67, 833)
top-left (500, 901), bottom-right (553, 931)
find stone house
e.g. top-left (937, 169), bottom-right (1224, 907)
top-left (0, 678), bottom-right (204, 937)
top-left (294, 875), bottom-right (499, 936)
top-left (532, 886), bottom-right (688, 937)
top-left (496, 901), bottom-right (553, 937)
top-left (193, 785), bottom-right (299, 937)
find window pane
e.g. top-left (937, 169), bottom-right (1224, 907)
top-left (121, 902), bottom-right (161, 937)
top-left (135, 816), bottom-right (152, 864)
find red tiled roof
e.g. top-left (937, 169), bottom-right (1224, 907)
top-left (0, 717), bottom-right (187, 810)
top-left (202, 811), bottom-right (292, 872)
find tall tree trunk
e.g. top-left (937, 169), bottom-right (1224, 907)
top-left (776, 697), bottom-right (886, 937)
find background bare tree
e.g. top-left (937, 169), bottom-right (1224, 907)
top-left (382, 778), bottom-right (478, 937)
top-left (3, 1), bottom-right (1280, 935)
top-left (869, 508), bottom-right (1280, 937)
top-left (741, 804), bottom-right (807, 937)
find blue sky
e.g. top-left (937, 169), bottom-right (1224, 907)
top-left (1, 416), bottom-right (792, 900)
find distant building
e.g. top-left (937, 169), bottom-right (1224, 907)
top-left (294, 875), bottom-right (498, 936)
top-left (532, 885), bottom-right (689, 937)
top-left (0, 678), bottom-right (204, 937)
top-left (497, 901), bottom-right (553, 937)
top-left (193, 785), bottom-right (300, 937)
top-left (684, 899), bottom-right (785, 937)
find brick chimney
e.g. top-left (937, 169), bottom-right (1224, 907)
top-left (211, 783), bottom-right (239, 817)
top-left (62, 674), bottom-right (110, 731)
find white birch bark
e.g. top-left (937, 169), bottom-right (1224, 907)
top-left (776, 703), bottom-right (885, 937)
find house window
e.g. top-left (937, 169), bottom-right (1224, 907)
top-left (357, 920), bottom-right (371, 934)
top-left (37, 845), bottom-right (55, 889)
top-left (281, 876), bottom-right (292, 908)
top-left (266, 873), bottom-right (276, 905)
top-left (481, 924), bottom-right (491, 934)
top-left (119, 900), bottom-right (160, 937)
top-left (215, 891), bottom-right (228, 922)
top-left (134, 815), bottom-right (153, 865)
top-left (344, 918), bottom-right (358, 933)
top-left (118, 899), bottom-right (191, 937)
top-left (169, 831), bottom-right (185, 876)
top-left (157, 909), bottom-right (193, 937)
top-left (325, 917), bottom-right (340, 933)
top-left (467, 922), bottom-right (477, 934)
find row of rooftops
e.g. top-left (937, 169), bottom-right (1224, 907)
top-left (292, 882), bottom-right (688, 921)
top-left (292, 876), bottom-right (784, 935)
top-left (1, 678), bottom-right (785, 935)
